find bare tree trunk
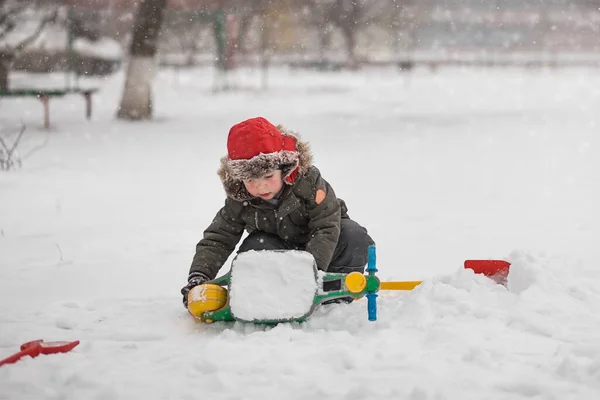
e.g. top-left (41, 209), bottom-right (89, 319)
top-left (117, 0), bottom-right (167, 120)
top-left (318, 25), bottom-right (332, 62)
top-left (259, 14), bottom-right (270, 91)
top-left (0, 3), bottom-right (55, 92)
top-left (329, 0), bottom-right (361, 69)
top-left (236, 13), bottom-right (254, 57)
top-left (0, 53), bottom-right (12, 91)
top-left (342, 26), bottom-right (357, 69)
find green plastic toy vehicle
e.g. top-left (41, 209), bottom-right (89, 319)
top-left (187, 246), bottom-right (380, 324)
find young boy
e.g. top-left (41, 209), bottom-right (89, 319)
top-left (181, 117), bottom-right (374, 306)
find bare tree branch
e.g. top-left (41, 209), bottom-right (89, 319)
top-left (20, 125), bottom-right (50, 160)
top-left (0, 121), bottom-right (51, 171)
top-left (0, 25), bottom-right (14, 42)
top-left (0, 3), bottom-right (23, 41)
top-left (0, 134), bottom-right (9, 155)
top-left (14, 9), bottom-right (57, 52)
top-left (0, 2), bottom-right (28, 19)
top-left (0, 122), bottom-right (25, 171)
top-left (0, 1), bottom-right (28, 31)
top-left (0, 122), bottom-right (25, 155)
top-left (8, 122), bottom-right (26, 153)
top-left (0, 1), bottom-right (58, 52)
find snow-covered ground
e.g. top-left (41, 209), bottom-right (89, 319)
top-left (1, 65), bottom-right (600, 399)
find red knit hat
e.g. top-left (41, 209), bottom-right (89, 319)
top-left (225, 117), bottom-right (300, 184)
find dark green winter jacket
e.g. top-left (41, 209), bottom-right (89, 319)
top-left (189, 131), bottom-right (348, 280)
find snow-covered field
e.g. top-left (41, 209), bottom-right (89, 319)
top-left (1, 65), bottom-right (600, 399)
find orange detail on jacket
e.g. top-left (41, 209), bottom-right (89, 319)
top-left (315, 189), bottom-right (326, 205)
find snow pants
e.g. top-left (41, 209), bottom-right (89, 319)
top-left (237, 218), bottom-right (375, 273)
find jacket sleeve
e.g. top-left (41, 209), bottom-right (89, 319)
top-left (189, 198), bottom-right (245, 280)
top-left (297, 167), bottom-right (341, 271)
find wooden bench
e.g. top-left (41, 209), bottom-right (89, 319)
top-left (0, 88), bottom-right (99, 129)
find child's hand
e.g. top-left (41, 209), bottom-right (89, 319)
top-left (181, 273), bottom-right (209, 308)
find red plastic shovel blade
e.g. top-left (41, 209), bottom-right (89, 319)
top-left (38, 340), bottom-right (80, 355)
top-left (0, 340), bottom-right (80, 368)
top-left (20, 340), bottom-right (44, 352)
top-left (464, 260), bottom-right (511, 279)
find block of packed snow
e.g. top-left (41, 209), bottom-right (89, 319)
top-left (229, 250), bottom-right (318, 322)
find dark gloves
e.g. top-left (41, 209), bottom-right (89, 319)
top-left (181, 272), bottom-right (209, 308)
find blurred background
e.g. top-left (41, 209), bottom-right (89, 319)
top-left (2, 0), bottom-right (600, 96)
top-left (1, 0), bottom-right (600, 315)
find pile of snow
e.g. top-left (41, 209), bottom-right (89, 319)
top-left (74, 38), bottom-right (122, 61)
top-left (3, 252), bottom-right (598, 399)
top-left (229, 250), bottom-right (318, 321)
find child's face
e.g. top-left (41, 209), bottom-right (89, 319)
top-left (243, 169), bottom-right (284, 200)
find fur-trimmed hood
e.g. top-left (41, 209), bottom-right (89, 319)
top-left (217, 125), bottom-right (313, 201)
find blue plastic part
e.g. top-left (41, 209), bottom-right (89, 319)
top-left (366, 245), bottom-right (378, 321)
top-left (367, 245), bottom-right (377, 273)
top-left (366, 292), bottom-right (378, 321)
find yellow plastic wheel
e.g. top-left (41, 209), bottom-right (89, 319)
top-left (187, 284), bottom-right (228, 317)
top-left (344, 272), bottom-right (367, 294)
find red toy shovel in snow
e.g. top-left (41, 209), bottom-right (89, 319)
top-left (0, 339), bottom-right (80, 367)
top-left (380, 260), bottom-right (512, 290)
top-left (464, 259), bottom-right (511, 284)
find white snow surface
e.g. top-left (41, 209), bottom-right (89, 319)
top-left (74, 37), bottom-right (122, 61)
top-left (229, 250), bottom-right (317, 321)
top-left (1, 66), bottom-right (600, 399)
